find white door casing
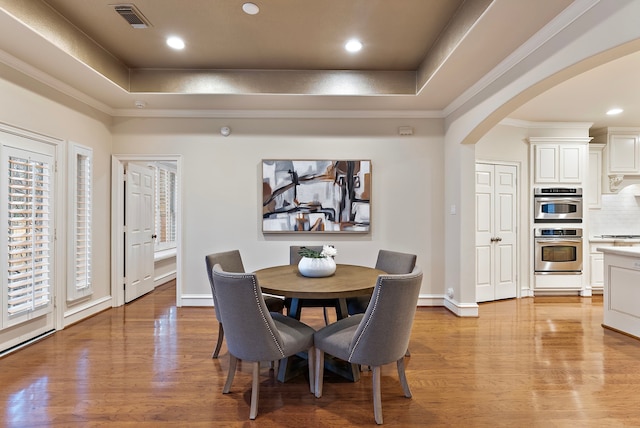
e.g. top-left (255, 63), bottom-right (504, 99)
top-left (476, 163), bottom-right (517, 303)
top-left (111, 155), bottom-right (182, 308)
top-left (124, 162), bottom-right (155, 303)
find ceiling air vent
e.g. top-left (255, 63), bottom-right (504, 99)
top-left (113, 4), bottom-right (151, 29)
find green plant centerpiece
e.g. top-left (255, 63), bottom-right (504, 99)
top-left (298, 245), bottom-right (337, 258)
top-left (297, 245), bottom-right (337, 277)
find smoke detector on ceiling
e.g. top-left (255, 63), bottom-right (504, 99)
top-left (113, 4), bottom-right (151, 29)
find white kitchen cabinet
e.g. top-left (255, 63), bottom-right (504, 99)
top-left (587, 144), bottom-right (604, 208)
top-left (608, 133), bottom-right (640, 174)
top-left (600, 247), bottom-right (640, 339)
top-left (590, 240), bottom-right (640, 292)
top-left (591, 127), bottom-right (640, 192)
top-left (590, 243), bottom-right (604, 291)
top-left (531, 143), bottom-right (585, 184)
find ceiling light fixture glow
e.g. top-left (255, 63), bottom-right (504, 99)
top-left (242, 2), bottom-right (260, 15)
top-left (166, 36), bottom-right (185, 50)
top-left (606, 108), bottom-right (623, 115)
top-left (345, 39), bottom-right (363, 53)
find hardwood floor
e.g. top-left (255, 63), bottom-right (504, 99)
top-left (2, 282), bottom-right (640, 427)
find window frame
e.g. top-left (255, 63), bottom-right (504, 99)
top-left (1, 146), bottom-right (54, 327)
top-left (67, 143), bottom-right (93, 302)
top-left (152, 162), bottom-right (177, 253)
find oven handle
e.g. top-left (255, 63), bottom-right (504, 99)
top-left (535, 238), bottom-right (582, 243)
top-left (535, 197), bottom-right (582, 203)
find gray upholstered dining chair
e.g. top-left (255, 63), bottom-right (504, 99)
top-left (211, 264), bottom-right (316, 420)
top-left (314, 267), bottom-right (423, 425)
top-left (346, 249), bottom-right (417, 315)
top-left (205, 250), bottom-right (285, 358)
top-left (347, 249), bottom-right (417, 358)
top-left (289, 245), bottom-right (339, 324)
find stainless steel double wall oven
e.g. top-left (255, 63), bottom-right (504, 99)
top-left (533, 187), bottom-right (583, 274)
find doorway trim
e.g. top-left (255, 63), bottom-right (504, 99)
top-left (475, 159), bottom-right (523, 301)
top-left (111, 154), bottom-right (183, 307)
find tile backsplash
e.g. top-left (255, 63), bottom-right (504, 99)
top-left (590, 186), bottom-right (640, 235)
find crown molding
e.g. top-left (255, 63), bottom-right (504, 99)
top-left (111, 108), bottom-right (444, 119)
top-left (0, 47), bottom-right (115, 116)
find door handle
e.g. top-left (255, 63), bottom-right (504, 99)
top-left (152, 234), bottom-right (157, 239)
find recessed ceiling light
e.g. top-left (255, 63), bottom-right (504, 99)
top-left (166, 36), bottom-right (185, 50)
top-left (242, 2), bottom-right (259, 15)
top-left (345, 39), bottom-right (363, 53)
top-left (606, 108), bottom-right (623, 115)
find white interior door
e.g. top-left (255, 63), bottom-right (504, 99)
top-left (124, 162), bottom-right (155, 303)
top-left (476, 163), bottom-right (517, 302)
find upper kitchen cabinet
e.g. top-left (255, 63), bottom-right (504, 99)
top-left (592, 127), bottom-right (640, 192)
top-left (608, 133), bottom-right (640, 173)
top-left (529, 138), bottom-right (589, 184)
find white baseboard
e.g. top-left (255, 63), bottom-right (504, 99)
top-left (443, 296), bottom-right (479, 317)
top-left (63, 295), bottom-right (113, 328)
top-left (180, 294), bottom-right (214, 307)
top-left (181, 293), bottom-right (450, 309)
top-left (154, 271), bottom-right (176, 288)
top-left (417, 295), bottom-right (445, 306)
top-left (521, 288), bottom-right (535, 298)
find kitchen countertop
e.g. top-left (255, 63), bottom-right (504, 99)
top-left (590, 237), bottom-right (640, 244)
top-left (596, 246), bottom-right (640, 257)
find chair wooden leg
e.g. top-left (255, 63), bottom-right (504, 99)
top-left (372, 366), bottom-right (383, 425)
top-left (212, 323), bottom-right (224, 358)
top-left (307, 346), bottom-right (316, 394)
top-left (396, 357), bottom-right (412, 398)
top-left (249, 361), bottom-right (260, 420)
top-left (405, 348), bottom-right (411, 357)
top-left (223, 354), bottom-right (237, 394)
top-left (314, 348), bottom-right (325, 398)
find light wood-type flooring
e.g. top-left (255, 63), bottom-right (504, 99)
top-left (2, 281), bottom-right (640, 427)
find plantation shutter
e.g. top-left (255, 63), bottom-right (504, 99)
top-left (5, 150), bottom-right (53, 324)
top-left (68, 144), bottom-right (92, 301)
top-left (154, 164), bottom-right (176, 251)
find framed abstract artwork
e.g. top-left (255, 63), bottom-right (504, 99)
top-left (262, 160), bottom-right (371, 233)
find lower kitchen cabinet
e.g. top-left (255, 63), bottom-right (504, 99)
top-left (590, 240), bottom-right (640, 293)
top-left (590, 243), bottom-right (604, 292)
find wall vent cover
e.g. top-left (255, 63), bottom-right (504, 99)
top-left (113, 4), bottom-right (151, 29)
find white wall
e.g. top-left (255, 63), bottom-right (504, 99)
top-left (591, 187), bottom-right (640, 236)
top-left (111, 117), bottom-right (446, 305)
top-left (0, 63), bottom-right (113, 335)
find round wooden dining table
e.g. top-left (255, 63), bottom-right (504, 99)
top-left (255, 263), bottom-right (385, 311)
top-left (254, 263), bottom-right (385, 382)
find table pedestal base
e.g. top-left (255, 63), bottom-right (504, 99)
top-left (277, 353), bottom-right (360, 383)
